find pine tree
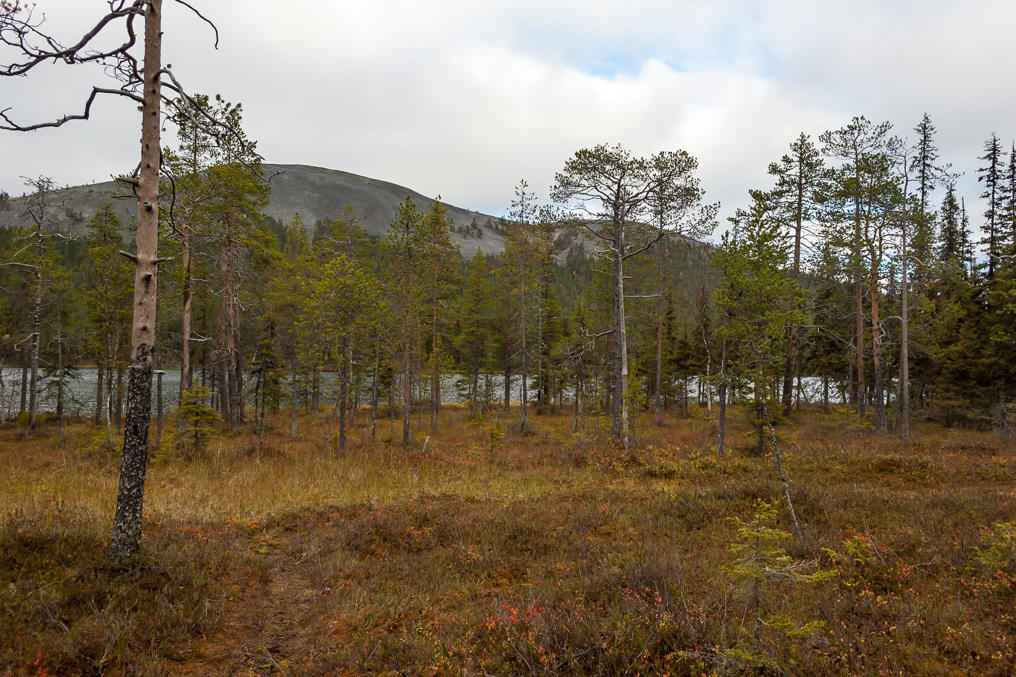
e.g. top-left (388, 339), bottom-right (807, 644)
top-left (505, 181), bottom-right (541, 432)
top-left (714, 197), bottom-right (803, 451)
top-left (385, 197), bottom-right (425, 445)
top-left (765, 133), bottom-right (825, 416)
top-left (310, 255), bottom-right (382, 450)
top-left (457, 251), bottom-right (494, 417)
top-left (419, 199), bottom-right (458, 431)
top-left (83, 204), bottom-right (133, 427)
top-left (820, 116), bottom-right (894, 418)
top-left (645, 150), bottom-right (717, 424)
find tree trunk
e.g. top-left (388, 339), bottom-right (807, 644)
top-left (854, 254), bottom-right (866, 418)
top-left (56, 309), bottom-right (64, 443)
top-left (155, 363), bottom-right (163, 447)
top-left (519, 273), bottom-right (529, 432)
top-left (503, 352), bottom-right (511, 414)
top-left (871, 268), bottom-right (886, 432)
top-left (764, 402), bottom-right (806, 550)
top-left (573, 368), bottom-right (581, 433)
top-left (19, 348), bottom-right (28, 415)
top-left (782, 165), bottom-right (804, 416)
top-left (0, 357), bottom-right (5, 425)
top-left (654, 242), bottom-right (664, 426)
top-left (337, 356), bottom-right (347, 451)
top-left (311, 364), bottom-right (320, 412)
top-left (431, 292), bottom-right (439, 431)
top-left (612, 233), bottom-right (630, 450)
top-left (94, 366), bottom-right (105, 425)
top-left (114, 368), bottom-right (124, 434)
top-left (27, 256), bottom-right (41, 428)
top-left (899, 218), bottom-right (911, 442)
top-left (716, 337), bottom-right (727, 457)
top-left (179, 231), bottom-right (193, 406)
top-left (403, 336), bottom-right (411, 446)
top-left (370, 346), bottom-right (379, 440)
top-left (289, 356), bottom-right (298, 438)
top-left (109, 0), bottom-right (162, 564)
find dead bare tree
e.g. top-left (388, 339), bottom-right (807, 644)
top-left (1, 0), bottom-right (257, 564)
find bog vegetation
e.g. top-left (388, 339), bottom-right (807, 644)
top-left (3, 407), bottom-right (1016, 674)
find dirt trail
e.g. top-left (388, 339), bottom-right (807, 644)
top-left (176, 532), bottom-right (332, 676)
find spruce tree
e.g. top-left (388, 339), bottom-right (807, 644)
top-left (978, 133), bottom-right (1004, 278)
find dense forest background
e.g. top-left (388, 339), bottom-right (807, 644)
top-left (3, 108), bottom-right (1013, 443)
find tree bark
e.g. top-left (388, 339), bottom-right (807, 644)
top-left (109, 0), bottom-right (161, 565)
top-left (899, 216), bottom-right (911, 442)
top-left (612, 224), bottom-right (630, 450)
top-left (503, 353), bottom-right (510, 414)
top-left (289, 356), bottom-right (298, 438)
top-left (716, 337), bottom-right (727, 457)
top-left (519, 271), bottom-right (529, 433)
top-left (402, 333), bottom-right (411, 445)
top-left (337, 354), bottom-right (348, 451)
top-left (94, 365), bottom-right (104, 425)
top-left (782, 159), bottom-right (804, 417)
top-left (19, 348), bottom-right (28, 415)
top-left (179, 231), bottom-right (193, 405)
top-left (56, 309), bottom-right (64, 443)
top-left (654, 238), bottom-right (664, 426)
top-left (27, 249), bottom-right (41, 428)
top-left (431, 291), bottom-right (439, 431)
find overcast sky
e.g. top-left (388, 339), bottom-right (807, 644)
top-left (2, 0), bottom-right (1015, 238)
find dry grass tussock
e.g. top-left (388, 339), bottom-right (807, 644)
top-left (2, 404), bottom-right (1015, 675)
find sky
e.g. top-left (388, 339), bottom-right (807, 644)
top-left (2, 0), bottom-right (1015, 239)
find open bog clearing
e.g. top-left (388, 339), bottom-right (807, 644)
top-left (2, 405), bottom-right (1015, 675)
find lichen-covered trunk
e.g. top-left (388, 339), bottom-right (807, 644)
top-left (337, 354), bottom-right (348, 451)
top-left (716, 337), bottom-right (727, 457)
top-left (94, 366), bottom-right (104, 425)
top-left (27, 259), bottom-right (41, 428)
top-left (19, 350), bottom-right (27, 415)
top-left (503, 352), bottom-right (511, 414)
top-left (289, 355), bottom-right (298, 439)
top-left (430, 292), bottom-right (439, 431)
top-left (871, 268), bottom-right (886, 432)
top-left (179, 232), bottom-right (193, 404)
top-left (654, 238), bottom-right (664, 426)
top-left (899, 223), bottom-right (911, 442)
top-left (403, 325), bottom-right (411, 446)
top-left (519, 274), bottom-right (529, 431)
top-left (782, 173), bottom-right (804, 417)
top-left (370, 346), bottom-right (379, 440)
top-left (56, 310), bottom-right (64, 442)
top-left (109, 0), bottom-right (161, 564)
top-left (611, 232), bottom-right (629, 450)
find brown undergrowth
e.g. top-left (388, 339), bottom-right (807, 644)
top-left (1, 405), bottom-right (1014, 674)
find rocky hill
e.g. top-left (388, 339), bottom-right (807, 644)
top-left (0, 164), bottom-right (507, 257)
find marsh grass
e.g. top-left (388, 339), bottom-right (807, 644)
top-left (2, 405), bottom-right (1015, 674)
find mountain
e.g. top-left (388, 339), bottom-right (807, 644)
top-left (0, 164), bottom-right (507, 257)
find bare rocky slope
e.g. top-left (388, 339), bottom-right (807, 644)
top-left (0, 164), bottom-right (506, 257)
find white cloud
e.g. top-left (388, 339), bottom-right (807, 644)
top-left (2, 0), bottom-right (1014, 238)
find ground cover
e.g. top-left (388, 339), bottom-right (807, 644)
top-left (2, 406), bottom-right (1014, 675)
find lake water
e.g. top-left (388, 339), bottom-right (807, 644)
top-left (0, 367), bottom-right (839, 419)
top-left (0, 368), bottom-right (535, 418)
